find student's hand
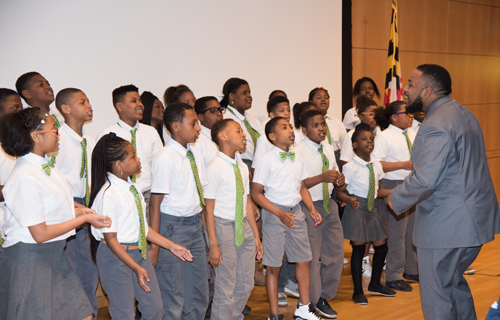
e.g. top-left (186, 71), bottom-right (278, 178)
top-left (349, 197), bottom-right (360, 210)
top-left (209, 246), bottom-right (223, 267)
top-left (134, 266), bottom-right (151, 293)
top-left (402, 160), bottom-right (413, 171)
top-left (309, 209), bottom-right (322, 227)
top-left (277, 209), bottom-right (296, 228)
top-left (339, 201), bottom-right (347, 208)
top-left (149, 246), bottom-right (159, 267)
top-left (255, 238), bottom-right (264, 261)
top-left (387, 193), bottom-right (393, 210)
top-left (75, 207), bottom-right (96, 217)
top-left (322, 170), bottom-right (340, 184)
top-left (335, 173), bottom-right (345, 187)
top-left (170, 243), bottom-right (193, 262)
top-left (86, 214), bottom-right (112, 228)
top-left (254, 206), bottom-right (261, 221)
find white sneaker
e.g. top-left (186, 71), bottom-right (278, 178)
top-left (278, 292), bottom-right (288, 307)
top-left (294, 303), bottom-right (323, 320)
top-left (284, 279), bottom-right (300, 298)
top-left (369, 244), bottom-right (375, 254)
top-left (383, 259), bottom-right (386, 270)
top-left (343, 257), bottom-right (348, 264)
top-left (362, 255), bottom-right (372, 278)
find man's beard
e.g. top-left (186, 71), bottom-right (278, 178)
top-left (406, 95), bottom-right (424, 114)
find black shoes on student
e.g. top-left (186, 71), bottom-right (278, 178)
top-left (368, 283), bottom-right (396, 297)
top-left (386, 279), bottom-right (413, 292)
top-left (268, 314), bottom-right (284, 320)
top-left (242, 304), bottom-right (251, 315)
top-left (403, 273), bottom-right (419, 282)
top-left (315, 298), bottom-right (338, 319)
top-left (352, 292), bottom-right (368, 305)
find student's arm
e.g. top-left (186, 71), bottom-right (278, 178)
top-left (299, 181), bottom-right (322, 227)
top-left (148, 193), bottom-right (163, 267)
top-left (28, 213), bottom-right (111, 243)
top-left (146, 228), bottom-right (192, 262)
top-left (246, 195), bottom-right (263, 260)
top-left (103, 232), bottom-right (151, 293)
top-left (204, 198), bottom-right (222, 267)
top-left (377, 180), bottom-right (392, 199)
top-left (0, 185), bottom-right (4, 202)
top-left (336, 183), bottom-right (359, 209)
top-left (304, 170), bottom-right (344, 189)
top-left (380, 161), bottom-right (412, 172)
top-left (248, 196), bottom-right (260, 221)
top-left (251, 182), bottom-right (297, 229)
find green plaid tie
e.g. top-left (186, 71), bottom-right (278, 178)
top-left (325, 120), bottom-right (332, 145)
top-left (403, 131), bottom-right (413, 160)
top-left (228, 108), bottom-right (260, 150)
top-left (318, 145), bottom-right (331, 213)
top-left (373, 130), bottom-right (377, 138)
top-left (130, 128), bottom-right (137, 183)
top-left (51, 114), bottom-right (61, 129)
top-left (129, 185), bottom-right (147, 260)
top-left (41, 156), bottom-right (56, 176)
top-left (233, 163), bottom-right (245, 247)
top-left (279, 151), bottom-right (295, 161)
top-left (80, 138), bottom-right (90, 206)
top-left (186, 150), bottom-right (205, 207)
top-left (366, 163), bottom-right (375, 211)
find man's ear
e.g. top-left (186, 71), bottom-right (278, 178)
top-left (115, 102), bottom-right (123, 112)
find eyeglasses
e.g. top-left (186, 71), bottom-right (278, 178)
top-left (204, 107), bottom-right (226, 115)
top-left (394, 111), bottom-right (409, 116)
top-left (35, 128), bottom-right (59, 135)
top-left (360, 112), bottom-right (375, 117)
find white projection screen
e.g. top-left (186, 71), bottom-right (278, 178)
top-left (0, 1), bottom-right (343, 137)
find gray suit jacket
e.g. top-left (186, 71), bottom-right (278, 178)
top-left (391, 96), bottom-right (500, 248)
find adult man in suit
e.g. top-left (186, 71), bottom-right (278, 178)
top-left (387, 64), bottom-right (500, 320)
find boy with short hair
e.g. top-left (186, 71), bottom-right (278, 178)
top-left (204, 118), bottom-right (264, 319)
top-left (252, 116), bottom-right (324, 320)
top-left (54, 87), bottom-right (98, 319)
top-left (97, 84), bottom-right (163, 225)
top-left (150, 102), bottom-right (209, 320)
top-left (294, 110), bottom-right (346, 319)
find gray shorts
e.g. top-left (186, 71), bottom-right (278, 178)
top-left (262, 202), bottom-right (312, 267)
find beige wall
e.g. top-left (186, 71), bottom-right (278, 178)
top-left (352, 0), bottom-right (500, 200)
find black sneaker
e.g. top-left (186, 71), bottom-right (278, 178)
top-left (243, 304), bottom-right (251, 315)
top-left (403, 273), bottom-right (419, 282)
top-left (315, 297), bottom-right (338, 319)
top-left (268, 314), bottom-right (284, 320)
top-left (386, 279), bottom-right (413, 292)
top-left (368, 283), bottom-right (396, 297)
top-left (352, 292), bottom-right (368, 305)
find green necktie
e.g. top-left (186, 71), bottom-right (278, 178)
top-left (233, 163), bottom-right (245, 247)
top-left (279, 151), bottom-right (295, 161)
top-left (325, 120), bottom-right (332, 145)
top-left (318, 145), bottom-right (331, 213)
top-left (403, 131), bottom-right (413, 160)
top-left (130, 128), bottom-right (137, 183)
top-left (373, 130), bottom-right (377, 138)
top-left (42, 156), bottom-right (56, 176)
top-left (228, 108), bottom-right (260, 150)
top-left (186, 150), bottom-right (205, 207)
top-left (80, 138), bottom-right (90, 206)
top-left (129, 185), bottom-right (147, 260)
top-left (366, 163), bottom-right (375, 211)
top-left (52, 114), bottom-right (61, 129)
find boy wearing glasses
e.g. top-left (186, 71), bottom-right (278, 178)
top-left (193, 96), bottom-right (225, 167)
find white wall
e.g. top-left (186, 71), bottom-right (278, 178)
top-left (0, 0), bottom-right (342, 137)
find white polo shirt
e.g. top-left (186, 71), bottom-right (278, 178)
top-left (372, 124), bottom-right (415, 180)
top-left (343, 155), bottom-right (385, 199)
top-left (253, 146), bottom-right (310, 207)
top-left (225, 106), bottom-right (264, 161)
top-left (204, 152), bottom-right (250, 221)
top-left (2, 153), bottom-right (76, 247)
top-left (91, 173), bottom-right (149, 243)
top-left (97, 119), bottom-right (163, 192)
top-left (294, 137), bottom-right (339, 202)
top-left (151, 139), bottom-right (207, 217)
top-left (325, 116), bottom-right (347, 152)
top-left (192, 123), bottom-right (218, 168)
top-left (55, 123), bottom-right (95, 199)
top-left (340, 126), bottom-right (381, 163)
top-left (343, 107), bottom-right (361, 130)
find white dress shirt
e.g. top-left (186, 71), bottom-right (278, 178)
top-left (151, 139), bottom-right (207, 217)
top-left (294, 127), bottom-right (306, 145)
top-left (91, 173), bottom-right (149, 242)
top-left (192, 123), bottom-right (218, 168)
top-left (225, 106), bottom-right (264, 161)
top-left (55, 122), bottom-right (95, 199)
top-left (2, 153), bottom-right (76, 247)
top-left (97, 119), bottom-right (163, 192)
top-left (253, 146), bottom-right (310, 207)
top-left (162, 125), bottom-right (171, 146)
top-left (408, 119), bottom-right (421, 137)
top-left (251, 135), bottom-right (273, 169)
top-left (204, 152), bottom-right (250, 220)
top-left (0, 145), bottom-right (16, 186)
top-left (343, 107), bottom-right (361, 130)
top-left (372, 124), bottom-right (415, 180)
top-left (294, 137), bottom-right (339, 202)
top-left (325, 116), bottom-right (347, 152)
top-left (343, 155), bottom-right (385, 199)
top-left (340, 126), bottom-right (381, 163)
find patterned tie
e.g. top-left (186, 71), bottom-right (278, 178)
top-left (366, 163), bottom-right (375, 211)
top-left (51, 114), bottom-right (61, 129)
top-left (80, 138), bottom-right (90, 206)
top-left (130, 128), bottom-right (137, 183)
top-left (325, 120), bottom-right (332, 145)
top-left (279, 151), bottom-right (295, 161)
top-left (42, 156), bottom-right (56, 176)
top-left (373, 130), bottom-right (377, 138)
top-left (233, 163), bottom-right (245, 247)
top-left (403, 131), bottom-right (413, 160)
top-left (186, 150), bottom-right (205, 207)
top-left (129, 185), bottom-right (147, 260)
top-left (228, 108), bottom-right (260, 150)
top-left (318, 145), bottom-right (331, 213)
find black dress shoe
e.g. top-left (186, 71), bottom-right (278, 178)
top-left (403, 273), bottom-right (419, 282)
top-left (352, 292), bottom-right (368, 305)
top-left (386, 279), bottom-right (413, 292)
top-left (368, 283), bottom-right (397, 296)
top-left (242, 304), bottom-right (251, 315)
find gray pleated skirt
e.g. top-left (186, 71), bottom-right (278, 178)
top-left (342, 197), bottom-right (389, 242)
top-left (0, 240), bottom-right (93, 320)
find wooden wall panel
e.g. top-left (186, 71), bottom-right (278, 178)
top-left (351, 0), bottom-right (391, 50)
top-left (455, 0), bottom-right (491, 5)
top-left (464, 104), bottom-right (500, 151)
top-left (488, 6), bottom-right (500, 55)
top-left (486, 57), bottom-right (500, 103)
top-left (447, 55), bottom-right (489, 104)
top-left (398, 52), bottom-right (448, 87)
top-left (351, 48), bottom-right (386, 105)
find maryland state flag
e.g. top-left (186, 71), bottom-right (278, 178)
top-left (384, 0), bottom-right (403, 105)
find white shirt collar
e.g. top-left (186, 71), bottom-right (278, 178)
top-left (22, 152), bottom-right (49, 166)
top-left (200, 123), bottom-right (211, 138)
top-left (117, 119), bottom-right (139, 130)
top-left (388, 124), bottom-right (406, 134)
top-left (60, 122), bottom-right (84, 142)
top-left (352, 154), bottom-right (374, 166)
top-left (107, 172), bottom-right (133, 190)
top-left (217, 151), bottom-right (237, 165)
top-left (170, 138), bottom-right (191, 157)
top-left (227, 106), bottom-right (247, 120)
top-left (303, 136), bottom-right (322, 150)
